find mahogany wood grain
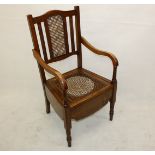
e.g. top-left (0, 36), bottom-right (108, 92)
top-left (37, 22), bottom-right (48, 62)
top-left (62, 16), bottom-right (69, 54)
top-left (74, 6), bottom-right (82, 68)
top-left (81, 36), bottom-right (119, 67)
top-left (27, 6), bottom-right (119, 147)
top-left (33, 49), bottom-right (68, 91)
top-left (33, 10), bottom-right (76, 24)
top-left (44, 20), bottom-right (53, 59)
top-left (69, 16), bottom-right (75, 53)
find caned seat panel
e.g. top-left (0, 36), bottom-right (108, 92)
top-left (66, 76), bottom-right (95, 97)
top-left (45, 68), bottom-right (113, 109)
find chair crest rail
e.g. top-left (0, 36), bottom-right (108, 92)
top-left (33, 10), bottom-right (76, 24)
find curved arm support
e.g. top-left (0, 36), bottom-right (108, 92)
top-left (33, 49), bottom-right (68, 90)
top-left (81, 36), bottom-right (119, 82)
top-left (81, 36), bottom-right (119, 67)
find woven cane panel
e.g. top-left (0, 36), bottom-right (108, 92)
top-left (66, 76), bottom-right (95, 97)
top-left (47, 15), bottom-right (66, 57)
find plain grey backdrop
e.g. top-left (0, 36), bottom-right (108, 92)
top-left (0, 4), bottom-right (155, 150)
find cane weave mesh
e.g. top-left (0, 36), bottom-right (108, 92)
top-left (66, 76), bottom-right (95, 97)
top-left (47, 15), bottom-right (66, 57)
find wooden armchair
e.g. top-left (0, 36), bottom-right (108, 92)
top-left (27, 6), bottom-right (119, 147)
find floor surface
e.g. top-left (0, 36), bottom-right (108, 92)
top-left (0, 86), bottom-right (155, 150)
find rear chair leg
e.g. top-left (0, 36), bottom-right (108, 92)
top-left (45, 96), bottom-right (50, 114)
top-left (109, 80), bottom-right (117, 121)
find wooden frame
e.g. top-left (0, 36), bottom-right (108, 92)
top-left (27, 6), bottom-right (119, 147)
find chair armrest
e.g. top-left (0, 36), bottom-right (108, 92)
top-left (33, 49), bottom-right (68, 90)
top-left (81, 36), bottom-right (119, 67)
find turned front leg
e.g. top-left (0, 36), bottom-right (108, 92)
top-left (64, 105), bottom-right (72, 147)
